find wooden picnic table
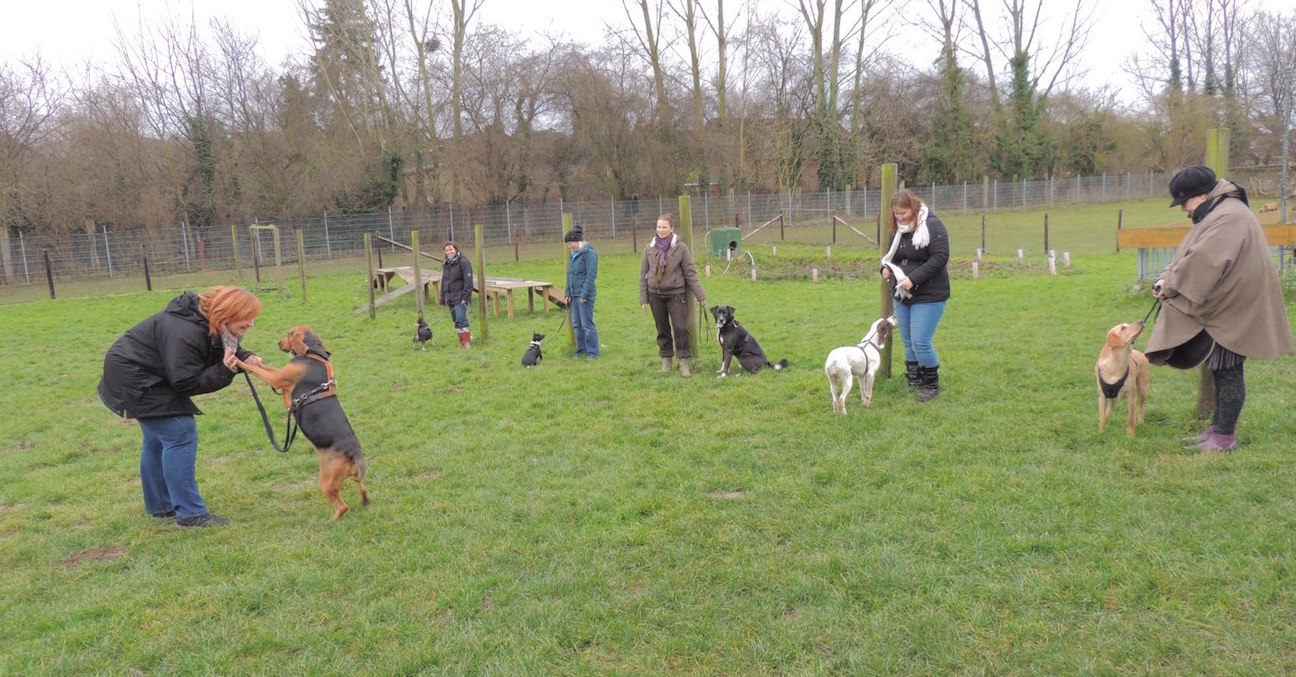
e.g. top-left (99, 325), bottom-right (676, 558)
top-left (371, 267), bottom-right (560, 318)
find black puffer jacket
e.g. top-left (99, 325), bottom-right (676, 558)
top-left (98, 292), bottom-right (252, 419)
top-left (888, 212), bottom-right (951, 304)
top-left (440, 253), bottom-right (474, 306)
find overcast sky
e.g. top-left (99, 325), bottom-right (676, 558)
top-left (2, 0), bottom-right (1291, 106)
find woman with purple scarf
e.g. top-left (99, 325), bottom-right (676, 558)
top-left (639, 214), bottom-right (707, 377)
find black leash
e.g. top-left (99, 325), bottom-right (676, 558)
top-left (242, 372), bottom-right (299, 453)
top-left (1133, 298), bottom-right (1162, 349)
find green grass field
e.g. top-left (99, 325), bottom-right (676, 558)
top-left (3, 201), bottom-right (1295, 674)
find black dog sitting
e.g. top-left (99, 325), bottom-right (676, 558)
top-left (709, 305), bottom-right (789, 377)
top-left (521, 332), bottom-right (546, 367)
top-left (413, 317), bottom-right (434, 350)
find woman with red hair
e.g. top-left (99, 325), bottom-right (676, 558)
top-left (99, 286), bottom-right (264, 527)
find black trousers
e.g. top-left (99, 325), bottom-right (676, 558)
top-left (647, 292), bottom-right (692, 359)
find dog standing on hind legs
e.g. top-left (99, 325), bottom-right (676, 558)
top-left (236, 326), bottom-right (371, 519)
top-left (1096, 321), bottom-right (1151, 436)
top-left (824, 315), bottom-right (896, 414)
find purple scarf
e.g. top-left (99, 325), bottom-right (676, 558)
top-left (651, 234), bottom-right (672, 273)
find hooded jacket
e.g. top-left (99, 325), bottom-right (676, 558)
top-left (1146, 179), bottom-right (1293, 363)
top-left (98, 291), bottom-right (253, 419)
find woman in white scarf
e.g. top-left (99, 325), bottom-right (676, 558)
top-left (879, 189), bottom-right (951, 401)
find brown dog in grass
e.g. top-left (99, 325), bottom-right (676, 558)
top-left (236, 326), bottom-right (370, 519)
top-left (1095, 321), bottom-right (1151, 436)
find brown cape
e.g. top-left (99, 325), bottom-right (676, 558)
top-left (1146, 179), bottom-right (1293, 365)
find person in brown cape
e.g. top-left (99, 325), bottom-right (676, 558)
top-left (1146, 165), bottom-right (1293, 452)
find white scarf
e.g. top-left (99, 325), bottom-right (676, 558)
top-left (880, 204), bottom-right (930, 300)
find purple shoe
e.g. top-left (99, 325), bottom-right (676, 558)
top-left (1198, 431), bottom-right (1237, 452)
top-left (1181, 425), bottom-right (1215, 443)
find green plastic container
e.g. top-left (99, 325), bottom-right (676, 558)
top-left (708, 227), bottom-right (742, 257)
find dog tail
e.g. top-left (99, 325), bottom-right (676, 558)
top-left (772, 359), bottom-right (789, 370)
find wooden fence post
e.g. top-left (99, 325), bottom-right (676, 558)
top-left (879, 163), bottom-right (898, 379)
top-left (678, 195), bottom-right (700, 361)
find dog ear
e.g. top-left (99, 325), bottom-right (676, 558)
top-left (284, 326), bottom-right (315, 355)
top-left (1105, 328), bottom-right (1124, 348)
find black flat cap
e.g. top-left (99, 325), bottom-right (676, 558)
top-left (1168, 165), bottom-right (1217, 207)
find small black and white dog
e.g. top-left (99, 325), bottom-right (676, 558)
top-left (413, 317), bottom-right (434, 350)
top-left (521, 332), bottom-right (546, 367)
top-left (709, 305), bottom-right (789, 377)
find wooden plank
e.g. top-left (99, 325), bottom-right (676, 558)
top-left (1118, 223), bottom-right (1296, 249)
top-left (1117, 226), bottom-right (1189, 249)
top-left (353, 281), bottom-right (416, 313)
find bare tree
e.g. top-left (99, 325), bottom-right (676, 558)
top-left (1245, 8), bottom-right (1295, 164)
top-left (961, 0), bottom-right (1094, 177)
top-left (623, 0), bottom-right (675, 126)
top-left (0, 57), bottom-right (65, 282)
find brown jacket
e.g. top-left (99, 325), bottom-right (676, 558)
top-left (1146, 179), bottom-right (1293, 363)
top-left (640, 234), bottom-right (707, 304)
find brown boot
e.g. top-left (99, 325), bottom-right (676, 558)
top-left (661, 357), bottom-right (673, 372)
top-left (679, 358), bottom-right (692, 378)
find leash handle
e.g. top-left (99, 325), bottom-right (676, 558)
top-left (243, 372), bottom-right (295, 453)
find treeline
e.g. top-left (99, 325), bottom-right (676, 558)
top-left (1, 0), bottom-right (1293, 239)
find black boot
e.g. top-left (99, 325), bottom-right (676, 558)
top-left (905, 361), bottom-right (920, 389)
top-left (916, 365), bottom-right (940, 402)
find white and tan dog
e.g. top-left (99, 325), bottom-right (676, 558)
top-left (1096, 320), bottom-right (1151, 436)
top-left (824, 315), bottom-right (896, 414)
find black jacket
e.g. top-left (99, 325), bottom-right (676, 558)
top-left (440, 254), bottom-right (474, 306)
top-left (98, 292), bottom-right (252, 419)
top-left (888, 212), bottom-right (951, 304)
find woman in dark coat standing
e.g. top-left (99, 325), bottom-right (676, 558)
top-left (98, 286), bottom-right (263, 527)
top-left (441, 241), bottom-right (475, 348)
top-left (880, 189), bottom-right (952, 402)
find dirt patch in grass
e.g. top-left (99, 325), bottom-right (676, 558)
top-left (62, 546), bottom-right (127, 567)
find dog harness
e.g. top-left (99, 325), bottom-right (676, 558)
top-left (1098, 359), bottom-right (1131, 400)
top-left (850, 345), bottom-right (873, 373)
top-left (284, 351), bottom-right (338, 413)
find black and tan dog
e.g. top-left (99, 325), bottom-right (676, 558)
top-left (236, 326), bottom-right (370, 519)
top-left (709, 304), bottom-right (789, 377)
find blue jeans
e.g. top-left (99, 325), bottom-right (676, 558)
top-left (895, 300), bottom-right (946, 367)
top-left (137, 415), bottom-right (208, 518)
top-left (571, 298), bottom-right (600, 357)
top-left (449, 303), bottom-right (469, 330)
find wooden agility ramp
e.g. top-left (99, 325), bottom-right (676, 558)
top-left (354, 282), bottom-right (419, 313)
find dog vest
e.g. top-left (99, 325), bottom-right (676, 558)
top-left (1097, 359), bottom-right (1131, 400)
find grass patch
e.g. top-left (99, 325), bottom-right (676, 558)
top-left (2, 244), bottom-right (1295, 674)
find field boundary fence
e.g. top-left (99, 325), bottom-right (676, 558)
top-left (4, 168), bottom-right (1289, 291)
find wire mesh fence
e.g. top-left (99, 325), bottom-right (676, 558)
top-left (0, 168), bottom-right (1271, 292)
